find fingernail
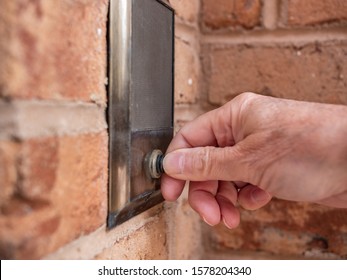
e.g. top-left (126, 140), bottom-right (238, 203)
top-left (251, 188), bottom-right (271, 203)
top-left (203, 216), bottom-right (215, 227)
top-left (163, 152), bottom-right (185, 175)
top-left (222, 217), bottom-right (234, 229)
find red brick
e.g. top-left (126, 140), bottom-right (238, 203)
top-left (0, 0), bottom-right (108, 103)
top-left (285, 0), bottom-right (347, 26)
top-left (170, 197), bottom-right (203, 259)
top-left (95, 206), bottom-right (168, 260)
top-left (17, 138), bottom-right (59, 201)
top-left (175, 38), bottom-right (199, 104)
top-left (201, 0), bottom-right (261, 31)
top-left (208, 199), bottom-right (347, 258)
top-left (0, 142), bottom-right (19, 208)
top-left (203, 41), bottom-right (347, 105)
top-left (169, 0), bottom-right (200, 24)
top-left (0, 132), bottom-right (108, 259)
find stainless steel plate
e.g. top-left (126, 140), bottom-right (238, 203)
top-left (108, 0), bottom-right (174, 228)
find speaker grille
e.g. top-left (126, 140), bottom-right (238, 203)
top-left (131, 0), bottom-right (173, 131)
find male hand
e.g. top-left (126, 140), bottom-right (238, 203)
top-left (161, 92), bottom-right (347, 229)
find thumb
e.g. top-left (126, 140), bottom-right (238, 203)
top-left (163, 146), bottom-right (247, 182)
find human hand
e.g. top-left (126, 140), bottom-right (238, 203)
top-left (161, 92), bottom-right (347, 229)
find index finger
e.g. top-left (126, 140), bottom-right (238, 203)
top-left (167, 103), bottom-right (235, 153)
top-left (161, 102), bottom-right (236, 201)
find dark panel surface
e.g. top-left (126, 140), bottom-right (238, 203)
top-left (131, 0), bottom-right (173, 131)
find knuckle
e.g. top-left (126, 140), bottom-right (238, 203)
top-left (192, 147), bottom-right (214, 179)
top-left (238, 92), bottom-right (258, 111)
top-left (238, 92), bottom-right (257, 103)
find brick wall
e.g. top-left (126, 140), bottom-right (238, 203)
top-left (1, 0), bottom-right (347, 260)
top-left (200, 0), bottom-right (347, 259)
top-left (0, 0), bottom-right (110, 259)
top-left (0, 0), bottom-right (202, 260)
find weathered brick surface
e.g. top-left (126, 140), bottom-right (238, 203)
top-left (0, 132), bottom-right (108, 259)
top-left (169, 0), bottom-right (200, 24)
top-left (0, 0), bottom-right (108, 103)
top-left (201, 0), bottom-right (261, 31)
top-left (17, 138), bottom-right (59, 201)
top-left (95, 207), bottom-right (168, 260)
top-left (285, 0), bottom-right (347, 26)
top-left (203, 41), bottom-right (347, 105)
top-left (169, 197), bottom-right (203, 259)
top-left (208, 199), bottom-right (347, 258)
top-left (0, 142), bottom-right (19, 208)
top-left (175, 38), bottom-right (199, 104)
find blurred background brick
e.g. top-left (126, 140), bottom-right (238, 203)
top-left (175, 38), bottom-right (199, 104)
top-left (0, 132), bottom-right (108, 259)
top-left (0, 0), bottom-right (108, 104)
top-left (203, 42), bottom-right (347, 105)
top-left (285, 0), bottom-right (347, 26)
top-left (207, 200), bottom-right (347, 258)
top-left (169, 0), bottom-right (200, 24)
top-left (201, 0), bottom-right (261, 31)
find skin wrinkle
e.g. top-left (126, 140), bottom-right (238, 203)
top-left (178, 151), bottom-right (185, 174)
top-left (179, 131), bottom-right (194, 149)
top-left (198, 147), bottom-right (212, 178)
top-left (236, 136), bottom-right (266, 186)
top-left (213, 105), bottom-right (234, 147)
top-left (233, 92), bottom-right (256, 140)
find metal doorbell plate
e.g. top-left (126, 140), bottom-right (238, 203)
top-left (108, 0), bottom-right (174, 228)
